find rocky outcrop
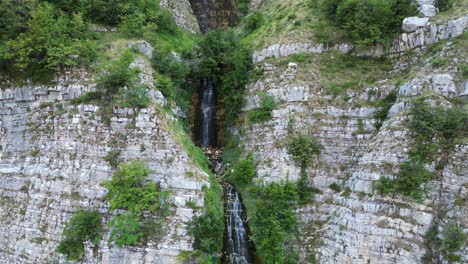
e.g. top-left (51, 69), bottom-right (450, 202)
top-left (0, 66), bottom-right (208, 263)
top-left (252, 15), bottom-right (468, 63)
top-left (160, 0), bottom-right (201, 33)
top-left (238, 44), bottom-right (467, 263)
top-left (189, 0), bottom-right (238, 33)
top-left (402, 17), bottom-right (430, 33)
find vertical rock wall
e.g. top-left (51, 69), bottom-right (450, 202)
top-left (0, 67), bottom-right (210, 263)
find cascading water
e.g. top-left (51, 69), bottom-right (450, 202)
top-left (200, 78), bottom-right (215, 148)
top-left (225, 185), bottom-right (251, 264)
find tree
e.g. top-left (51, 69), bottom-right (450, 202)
top-left (0, 0), bottom-right (36, 42)
top-left (1, 2), bottom-right (94, 76)
top-left (109, 212), bottom-right (144, 247)
top-left (229, 152), bottom-right (256, 186)
top-left (57, 210), bottom-right (102, 260)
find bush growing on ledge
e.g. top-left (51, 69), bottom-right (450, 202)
top-left (374, 157), bottom-right (434, 200)
top-left (287, 134), bottom-right (323, 169)
top-left (104, 161), bottom-right (170, 247)
top-left (57, 210), bottom-right (102, 260)
top-left (407, 98), bottom-right (467, 163)
top-left (442, 225), bottom-right (466, 261)
top-left (226, 152), bottom-right (256, 187)
top-left (189, 176), bottom-right (224, 260)
top-left (249, 182), bottom-right (300, 263)
top-left (108, 212), bottom-right (143, 247)
top-left (247, 93), bottom-right (276, 123)
top-left (313, 0), bottom-right (417, 46)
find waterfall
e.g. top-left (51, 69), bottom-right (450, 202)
top-left (200, 78), bottom-right (215, 148)
top-left (225, 185), bottom-right (250, 264)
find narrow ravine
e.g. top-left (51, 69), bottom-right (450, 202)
top-left (189, 1), bottom-right (255, 262)
top-left (199, 78), bottom-right (253, 263)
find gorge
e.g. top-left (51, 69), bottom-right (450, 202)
top-left (0, 0), bottom-right (467, 263)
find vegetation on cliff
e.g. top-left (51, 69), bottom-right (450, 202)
top-left (104, 161), bottom-right (171, 247)
top-left (57, 210), bottom-right (103, 260)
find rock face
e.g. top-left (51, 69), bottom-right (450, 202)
top-left (160, 0), bottom-right (200, 32)
top-left (238, 40), bottom-right (467, 263)
top-left (0, 67), bottom-right (209, 263)
top-left (402, 17), bottom-right (430, 33)
top-left (189, 0), bottom-right (238, 33)
top-left (253, 15), bottom-right (468, 63)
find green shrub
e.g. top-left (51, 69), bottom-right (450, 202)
top-left (198, 29), bottom-right (252, 126)
top-left (287, 134), bottom-right (323, 169)
top-left (155, 74), bottom-right (176, 100)
top-left (57, 210), bottom-right (102, 260)
top-left (248, 93), bottom-right (276, 123)
top-left (317, 0), bottom-right (417, 46)
top-left (375, 157), bottom-right (434, 200)
top-left (189, 176), bottom-right (224, 257)
top-left (103, 150), bottom-right (121, 168)
top-left (436, 0), bottom-right (454, 11)
top-left (373, 91), bottom-right (397, 129)
top-left (96, 51), bottom-right (138, 99)
top-left (442, 225), bottom-right (465, 256)
top-left (104, 161), bottom-right (170, 214)
top-left (243, 11), bottom-right (264, 33)
top-left (108, 212), bottom-right (143, 247)
top-left (1, 3), bottom-right (95, 78)
top-left (249, 182), bottom-right (300, 263)
top-left (407, 98), bottom-right (467, 162)
top-left (329, 183), bottom-right (342, 192)
top-left (227, 152), bottom-right (256, 186)
top-left (431, 57), bottom-right (449, 68)
top-left (121, 84), bottom-right (150, 108)
top-left (151, 50), bottom-right (190, 88)
top-left (0, 0), bottom-right (36, 42)
top-left (104, 161), bottom-right (170, 247)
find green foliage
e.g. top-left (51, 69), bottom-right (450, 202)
top-left (104, 161), bottom-right (170, 247)
top-left (189, 176), bottom-right (224, 257)
top-left (248, 93), bottom-right (276, 123)
top-left (236, 0), bottom-right (250, 17)
top-left (0, 0), bottom-right (36, 42)
top-left (1, 2), bottom-right (95, 79)
top-left (373, 91), bottom-right (397, 129)
top-left (375, 157), bottom-right (434, 200)
top-left (227, 152), bottom-right (256, 186)
top-left (104, 161), bottom-right (170, 214)
top-left (122, 83), bottom-right (150, 108)
top-left (436, 0), bottom-right (454, 11)
top-left (315, 0), bottom-right (417, 46)
top-left (407, 98), bottom-right (467, 162)
top-left (108, 212), bottom-right (143, 247)
top-left (442, 225), bottom-right (466, 256)
top-left (198, 29), bottom-right (252, 126)
top-left (329, 183), bottom-right (342, 192)
top-left (249, 182), bottom-right (300, 263)
top-left (103, 150), bottom-right (121, 168)
top-left (336, 0), bottom-right (417, 45)
top-left (57, 210), bottom-right (102, 260)
top-left (243, 11), bottom-right (264, 33)
top-left (287, 134), bottom-right (323, 169)
top-left (96, 51), bottom-right (138, 99)
top-left (431, 57), bottom-right (449, 68)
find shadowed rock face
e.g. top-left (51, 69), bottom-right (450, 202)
top-left (189, 0), bottom-right (238, 33)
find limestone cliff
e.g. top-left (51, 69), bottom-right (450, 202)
top-left (0, 55), bottom-right (209, 263)
top-left (237, 19), bottom-right (467, 264)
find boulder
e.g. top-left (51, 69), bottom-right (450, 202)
top-left (402, 17), bottom-right (430, 32)
top-left (419, 4), bottom-right (437, 17)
